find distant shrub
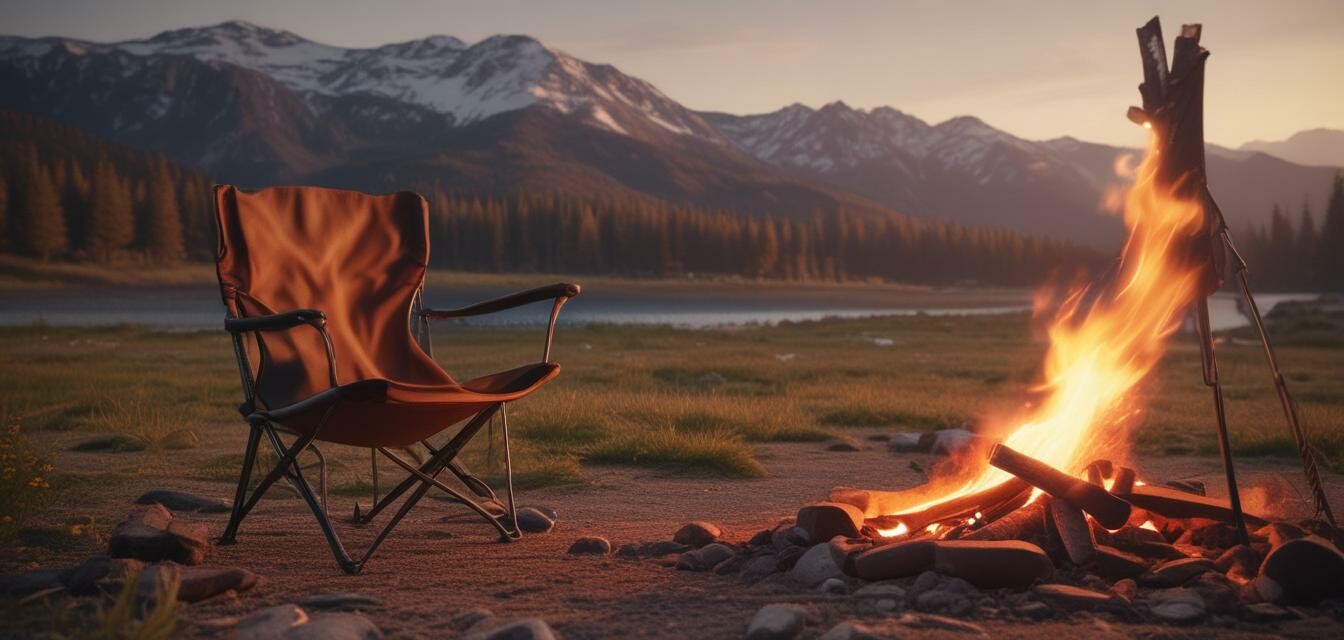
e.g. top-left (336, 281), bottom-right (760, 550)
top-left (0, 421), bottom-right (54, 542)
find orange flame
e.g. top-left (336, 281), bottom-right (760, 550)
top-left (881, 136), bottom-right (1208, 524)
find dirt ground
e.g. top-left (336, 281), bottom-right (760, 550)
top-left (10, 429), bottom-right (1344, 639)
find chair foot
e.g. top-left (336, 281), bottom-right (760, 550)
top-left (217, 535), bottom-right (237, 546)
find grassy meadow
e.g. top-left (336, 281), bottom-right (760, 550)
top-left (2, 300), bottom-right (1342, 537)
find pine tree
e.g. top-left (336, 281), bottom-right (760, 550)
top-left (145, 158), bottom-right (184, 262)
top-left (1317, 173), bottom-right (1344, 292)
top-left (86, 160), bottom-right (134, 261)
top-left (1296, 201), bottom-right (1318, 286)
top-left (20, 160), bottom-right (68, 261)
top-left (0, 173), bottom-right (8, 251)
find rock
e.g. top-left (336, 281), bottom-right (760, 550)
top-left (522, 505), bottom-right (558, 520)
top-left (1177, 521), bottom-right (1240, 549)
top-left (1241, 602), bottom-right (1292, 622)
top-left (853, 580), bottom-right (906, 599)
top-left (790, 539), bottom-right (847, 587)
top-left (1258, 536), bottom-right (1344, 603)
top-left (136, 563), bottom-right (258, 603)
top-left (676, 543), bottom-right (735, 571)
top-left (1014, 601), bottom-right (1052, 619)
top-left (887, 433), bottom-right (924, 453)
top-left (1252, 574), bottom-right (1284, 603)
top-left (69, 434), bottom-right (147, 452)
top-left (1213, 544), bottom-right (1260, 581)
top-left (0, 568), bottom-right (66, 597)
top-left (818, 620), bottom-right (901, 640)
top-left (673, 522), bottom-right (722, 548)
top-left (850, 540), bottom-right (936, 581)
top-left (1110, 578), bottom-right (1138, 602)
top-left (236, 604), bottom-right (309, 640)
top-left (914, 590), bottom-right (972, 616)
top-left (796, 502), bottom-right (864, 542)
top-left (1031, 584), bottom-right (1115, 611)
top-left (107, 504), bottom-right (209, 565)
top-left (134, 490), bottom-right (230, 513)
top-left (740, 555), bottom-right (779, 583)
top-left (772, 526), bottom-right (809, 552)
top-left (746, 605), bottom-right (806, 640)
top-left (932, 540), bottom-right (1054, 589)
top-left (451, 608), bottom-right (495, 632)
top-left (748, 528), bottom-right (774, 546)
top-left (775, 546), bottom-right (806, 572)
top-left (287, 612), bottom-right (384, 640)
top-left (826, 440), bottom-right (861, 452)
top-left (296, 592), bottom-right (384, 610)
top-left (65, 554), bottom-right (143, 595)
top-left (818, 577), bottom-right (848, 594)
top-left (1092, 545), bottom-right (1147, 580)
top-left (513, 507), bottom-right (555, 534)
top-left (1147, 588), bottom-right (1206, 625)
top-left (1139, 557), bottom-right (1215, 587)
top-left (566, 536), bottom-right (611, 555)
top-left (925, 429), bottom-right (975, 456)
top-left (472, 618), bottom-right (557, 640)
top-left (1191, 573), bottom-right (1239, 614)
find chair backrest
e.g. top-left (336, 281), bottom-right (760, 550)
top-left (214, 185), bottom-right (453, 410)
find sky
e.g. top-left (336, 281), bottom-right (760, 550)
top-left (3, 0), bottom-right (1341, 148)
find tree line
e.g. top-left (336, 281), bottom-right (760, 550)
top-left (1235, 173), bottom-right (1344, 292)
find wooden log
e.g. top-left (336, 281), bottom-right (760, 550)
top-left (1113, 484), bottom-right (1268, 528)
top-left (989, 444), bottom-right (1132, 529)
top-left (964, 498), bottom-right (1047, 542)
top-left (1049, 498), bottom-right (1097, 565)
top-left (863, 478), bottom-right (1032, 534)
top-left (1084, 460), bottom-right (1114, 486)
top-left (849, 539), bottom-right (1053, 589)
top-left (1110, 467), bottom-right (1136, 496)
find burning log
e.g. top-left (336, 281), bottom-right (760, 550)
top-left (963, 499), bottom-right (1047, 542)
top-left (1110, 467), bottom-right (1137, 496)
top-left (1085, 460), bottom-right (1114, 487)
top-left (1113, 484), bottom-right (1268, 528)
top-left (1049, 498), bottom-right (1097, 565)
top-left (988, 444), bottom-right (1131, 529)
top-left (862, 479), bottom-right (1031, 535)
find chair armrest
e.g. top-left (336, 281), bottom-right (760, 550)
top-left (225, 309), bottom-right (327, 333)
top-left (419, 283), bottom-right (581, 320)
top-left (224, 308), bottom-right (339, 388)
top-left (420, 283), bottom-right (581, 363)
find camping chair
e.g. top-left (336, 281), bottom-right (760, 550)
top-left (211, 185), bottom-right (579, 574)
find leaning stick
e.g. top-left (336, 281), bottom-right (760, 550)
top-left (865, 478), bottom-right (1031, 535)
top-left (1112, 484), bottom-right (1268, 528)
top-left (988, 443), bottom-right (1132, 529)
top-left (1049, 498), bottom-right (1097, 565)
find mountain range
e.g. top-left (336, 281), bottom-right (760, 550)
top-left (1, 21), bottom-right (1337, 247)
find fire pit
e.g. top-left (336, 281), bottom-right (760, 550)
top-left (660, 17), bottom-right (1344, 635)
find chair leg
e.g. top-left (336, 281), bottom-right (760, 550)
top-left (500, 402), bottom-right (519, 535)
top-left (219, 423), bottom-right (263, 545)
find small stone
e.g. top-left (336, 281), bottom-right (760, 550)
top-left (645, 540), bottom-right (690, 557)
top-left (818, 577), bottom-right (848, 594)
top-left (673, 521), bottom-right (722, 548)
top-left (827, 441), bottom-right (861, 452)
top-left (675, 543), bottom-right (735, 571)
top-left (107, 504), bottom-right (209, 566)
top-left (236, 604), bottom-right (308, 640)
top-left (1252, 574), bottom-right (1284, 603)
top-left (513, 507), bottom-right (555, 534)
top-left (137, 563), bottom-right (259, 603)
top-left (134, 490), bottom-right (230, 513)
top-left (873, 598), bottom-right (899, 613)
top-left (926, 429), bottom-right (975, 456)
top-left (1147, 588), bottom-right (1206, 625)
top-left (740, 555), bottom-right (779, 583)
top-left (521, 505), bottom-right (558, 520)
top-left (887, 433), bottom-right (924, 453)
top-left (287, 612), bottom-right (384, 640)
top-left (854, 580), bottom-right (906, 599)
top-left (1111, 578), bottom-right (1138, 602)
top-left (749, 529), bottom-right (774, 546)
top-left (746, 604), bottom-right (806, 640)
top-left (475, 618), bottom-right (557, 640)
top-left (65, 555), bottom-right (143, 595)
top-left (796, 502), bottom-right (864, 542)
top-left (69, 434), bottom-right (147, 452)
top-left (1139, 557), bottom-right (1215, 587)
top-left (296, 592), bottom-right (384, 610)
top-left (1031, 584), bottom-right (1115, 611)
top-left (1014, 601), bottom-right (1052, 619)
top-left (790, 539), bottom-right (847, 587)
top-left (451, 608), bottom-right (495, 631)
top-left (566, 536), bottom-right (611, 555)
top-left (1258, 536), bottom-right (1344, 603)
top-left (1177, 521), bottom-right (1240, 549)
top-left (818, 620), bottom-right (901, 640)
top-left (1255, 521), bottom-right (1306, 549)
top-left (914, 590), bottom-right (972, 616)
top-left (697, 372), bottom-right (727, 387)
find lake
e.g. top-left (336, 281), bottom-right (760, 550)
top-left (0, 282), bottom-right (1318, 331)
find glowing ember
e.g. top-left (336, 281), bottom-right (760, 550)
top-left (1140, 520), bottom-right (1160, 532)
top-left (879, 136), bottom-right (1209, 526)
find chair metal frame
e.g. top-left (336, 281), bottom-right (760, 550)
top-left (216, 283), bottom-right (578, 575)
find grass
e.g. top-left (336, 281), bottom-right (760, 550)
top-left (1, 300), bottom-right (1342, 514)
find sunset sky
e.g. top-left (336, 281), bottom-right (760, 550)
top-left (5, 0), bottom-right (1341, 147)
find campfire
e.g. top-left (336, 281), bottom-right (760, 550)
top-left (672, 18), bottom-right (1344, 627)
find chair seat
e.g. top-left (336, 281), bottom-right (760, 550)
top-left (259, 363), bottom-right (560, 448)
